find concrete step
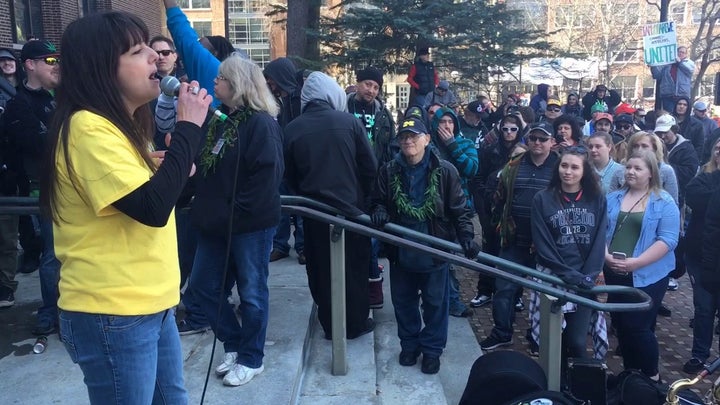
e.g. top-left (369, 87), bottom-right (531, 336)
top-left (295, 259), bottom-right (482, 405)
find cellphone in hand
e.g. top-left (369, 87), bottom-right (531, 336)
top-left (611, 252), bottom-right (627, 260)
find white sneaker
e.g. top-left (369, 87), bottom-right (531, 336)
top-left (668, 277), bottom-right (679, 291)
top-left (215, 352), bottom-right (238, 376)
top-left (470, 293), bottom-right (492, 308)
top-left (222, 363), bottom-right (264, 386)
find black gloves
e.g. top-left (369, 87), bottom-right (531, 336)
top-left (371, 208), bottom-right (390, 228)
top-left (575, 276), bottom-right (595, 291)
top-left (461, 239), bottom-right (481, 259)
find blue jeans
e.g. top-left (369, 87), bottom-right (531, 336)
top-left (190, 228), bottom-right (273, 368)
top-left (660, 96), bottom-right (677, 114)
top-left (449, 267), bottom-right (468, 315)
top-left (175, 208), bottom-right (208, 329)
top-left (59, 309), bottom-right (187, 404)
top-left (688, 255), bottom-right (720, 361)
top-left (273, 182), bottom-right (303, 254)
top-left (38, 215), bottom-right (60, 328)
top-left (490, 245), bottom-right (533, 340)
top-left (390, 264), bottom-right (449, 357)
top-left (606, 271), bottom-right (668, 376)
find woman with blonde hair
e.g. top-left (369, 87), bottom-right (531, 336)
top-left (604, 150), bottom-right (679, 381)
top-left (609, 131), bottom-right (678, 204)
top-left (682, 136), bottom-right (720, 373)
top-left (188, 54), bottom-right (284, 387)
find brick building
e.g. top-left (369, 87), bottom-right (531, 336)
top-left (0, 0), bottom-right (163, 51)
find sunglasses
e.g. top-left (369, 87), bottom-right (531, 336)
top-left (156, 50), bottom-right (175, 57)
top-left (528, 135), bottom-right (551, 143)
top-left (501, 127), bottom-right (519, 132)
top-left (36, 57), bottom-right (60, 65)
top-left (616, 124), bottom-right (632, 130)
top-left (547, 107), bottom-right (561, 112)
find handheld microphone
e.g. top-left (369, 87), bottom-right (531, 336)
top-left (159, 75), bottom-right (228, 122)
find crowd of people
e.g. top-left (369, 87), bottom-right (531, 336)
top-left (2, 4), bottom-right (720, 403)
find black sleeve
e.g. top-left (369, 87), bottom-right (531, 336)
top-left (607, 90), bottom-right (621, 110)
top-left (112, 121), bottom-right (202, 227)
top-left (702, 187), bottom-right (720, 282)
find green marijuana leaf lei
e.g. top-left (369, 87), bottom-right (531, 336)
top-left (390, 167), bottom-right (441, 221)
top-left (199, 108), bottom-right (253, 175)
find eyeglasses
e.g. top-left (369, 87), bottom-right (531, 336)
top-left (398, 132), bottom-right (423, 141)
top-left (156, 50), bottom-right (175, 57)
top-left (216, 74), bottom-right (227, 81)
top-left (36, 57), bottom-right (59, 66)
top-left (501, 127), bottom-right (519, 132)
top-left (547, 107), bottom-right (561, 113)
top-left (616, 124), bottom-right (632, 130)
top-left (528, 135), bottom-right (551, 143)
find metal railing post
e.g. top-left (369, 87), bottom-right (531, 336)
top-left (539, 293), bottom-right (563, 391)
top-left (329, 224), bottom-right (348, 375)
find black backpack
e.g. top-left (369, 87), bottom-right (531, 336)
top-left (606, 369), bottom-right (703, 405)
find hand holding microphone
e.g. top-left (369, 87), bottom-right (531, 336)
top-left (160, 76), bottom-right (222, 127)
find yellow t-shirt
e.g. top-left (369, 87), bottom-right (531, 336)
top-left (54, 110), bottom-right (180, 315)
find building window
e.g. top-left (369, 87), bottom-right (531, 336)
top-left (396, 84), bottom-right (410, 109)
top-left (670, 2), bottom-right (686, 25)
top-left (228, 18), bottom-right (268, 45)
top-left (228, 0), bottom-right (266, 13)
top-left (246, 48), bottom-right (270, 67)
top-left (178, 0), bottom-right (210, 9)
top-left (699, 74), bottom-right (715, 98)
top-left (642, 76), bottom-right (655, 99)
top-left (612, 76), bottom-right (636, 101)
top-left (554, 5), bottom-right (592, 29)
top-left (692, 5), bottom-right (703, 25)
top-left (11, 0), bottom-right (44, 43)
top-left (79, 0), bottom-right (98, 16)
top-left (614, 50), bottom-right (637, 63)
top-left (190, 20), bottom-right (212, 37)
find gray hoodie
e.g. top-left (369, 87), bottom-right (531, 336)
top-left (300, 72), bottom-right (347, 113)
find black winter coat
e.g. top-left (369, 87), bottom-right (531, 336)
top-left (372, 150), bottom-right (474, 254)
top-left (284, 101), bottom-right (378, 217)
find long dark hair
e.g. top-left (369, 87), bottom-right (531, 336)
top-left (41, 11), bottom-right (155, 222)
top-left (547, 147), bottom-right (602, 200)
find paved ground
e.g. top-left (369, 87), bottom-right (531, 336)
top-left (456, 267), bottom-right (716, 397)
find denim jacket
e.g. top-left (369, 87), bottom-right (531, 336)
top-left (605, 189), bottom-right (680, 287)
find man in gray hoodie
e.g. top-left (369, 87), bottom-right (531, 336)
top-left (284, 72), bottom-right (378, 339)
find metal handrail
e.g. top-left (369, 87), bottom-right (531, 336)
top-left (282, 196), bottom-right (651, 310)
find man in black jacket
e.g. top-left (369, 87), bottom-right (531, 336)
top-left (284, 72), bottom-right (378, 340)
top-left (673, 96), bottom-right (705, 162)
top-left (4, 40), bottom-right (61, 334)
top-left (581, 85), bottom-right (621, 122)
top-left (264, 57), bottom-right (306, 264)
top-left (655, 114), bottom-right (700, 207)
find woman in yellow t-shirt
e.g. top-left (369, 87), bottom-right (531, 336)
top-left (40, 12), bottom-right (210, 404)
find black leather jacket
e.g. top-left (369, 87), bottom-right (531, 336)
top-left (372, 150), bottom-right (474, 250)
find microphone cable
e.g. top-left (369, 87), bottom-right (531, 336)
top-left (199, 109), bottom-right (244, 405)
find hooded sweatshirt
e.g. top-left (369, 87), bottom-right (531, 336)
top-left (529, 84), bottom-right (549, 116)
top-left (263, 57), bottom-right (301, 128)
top-left (430, 107), bottom-right (478, 208)
top-left (285, 72), bottom-right (376, 216)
